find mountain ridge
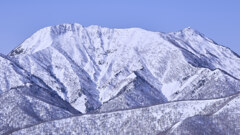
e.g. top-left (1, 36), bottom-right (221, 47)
top-left (10, 92), bottom-right (240, 135)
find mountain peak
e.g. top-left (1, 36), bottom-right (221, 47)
top-left (183, 26), bottom-right (194, 31)
top-left (167, 27), bottom-right (203, 39)
top-left (180, 27), bottom-right (201, 35)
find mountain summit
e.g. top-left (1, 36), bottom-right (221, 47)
top-left (1, 23), bottom-right (240, 134)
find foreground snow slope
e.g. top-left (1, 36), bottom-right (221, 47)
top-left (0, 87), bottom-right (74, 135)
top-left (0, 54), bottom-right (80, 134)
top-left (167, 94), bottom-right (240, 135)
top-left (8, 23), bottom-right (240, 113)
top-left (10, 93), bottom-right (240, 135)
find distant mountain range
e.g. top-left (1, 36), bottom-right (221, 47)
top-left (1, 23), bottom-right (240, 135)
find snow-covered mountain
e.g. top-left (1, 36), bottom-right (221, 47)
top-left (1, 23), bottom-right (240, 134)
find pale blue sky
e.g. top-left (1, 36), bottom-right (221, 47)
top-left (0, 0), bottom-right (239, 54)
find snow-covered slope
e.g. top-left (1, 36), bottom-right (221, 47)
top-left (0, 87), bottom-right (74, 135)
top-left (0, 54), bottom-right (80, 134)
top-left (0, 54), bottom-right (29, 93)
top-left (168, 27), bottom-right (240, 78)
top-left (167, 94), bottom-right (240, 135)
top-left (8, 23), bottom-right (240, 114)
top-left (10, 94), bottom-right (240, 135)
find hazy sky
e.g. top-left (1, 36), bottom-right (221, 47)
top-left (0, 0), bottom-right (239, 54)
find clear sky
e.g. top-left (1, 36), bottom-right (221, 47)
top-left (0, 0), bottom-right (239, 55)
